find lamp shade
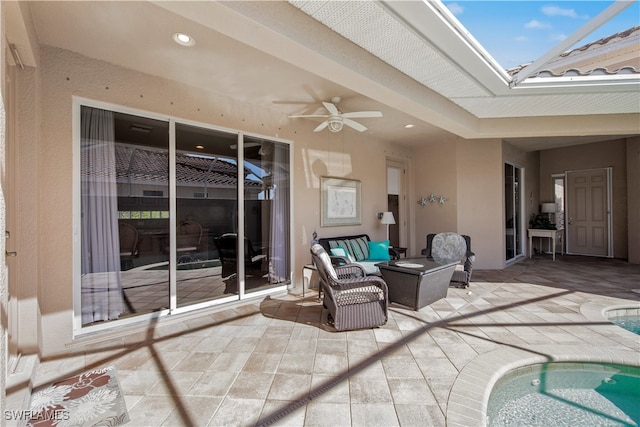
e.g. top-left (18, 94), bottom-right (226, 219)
top-left (541, 203), bottom-right (557, 213)
top-left (380, 211), bottom-right (396, 225)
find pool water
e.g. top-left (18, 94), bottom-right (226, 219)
top-left (487, 363), bottom-right (640, 427)
top-left (610, 315), bottom-right (640, 335)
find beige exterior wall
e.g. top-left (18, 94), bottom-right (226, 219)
top-left (412, 139), bottom-right (458, 252)
top-left (24, 46), bottom-right (417, 356)
top-left (539, 139), bottom-right (629, 259)
top-left (458, 139), bottom-right (504, 269)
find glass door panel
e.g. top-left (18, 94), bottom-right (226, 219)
top-left (175, 123), bottom-right (239, 307)
top-left (505, 164), bottom-right (515, 261)
top-left (81, 107), bottom-right (169, 326)
top-left (505, 163), bottom-right (523, 262)
top-left (79, 103), bottom-right (292, 330)
top-left (243, 136), bottom-right (291, 294)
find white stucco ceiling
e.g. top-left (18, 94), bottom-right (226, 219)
top-left (14, 0), bottom-right (640, 151)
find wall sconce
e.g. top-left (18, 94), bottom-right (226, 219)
top-left (378, 211), bottom-right (395, 241)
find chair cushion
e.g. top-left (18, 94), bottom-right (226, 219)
top-left (354, 261), bottom-right (381, 275)
top-left (349, 236), bottom-right (370, 261)
top-left (432, 232), bottom-right (467, 263)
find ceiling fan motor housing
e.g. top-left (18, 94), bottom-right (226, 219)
top-left (328, 117), bottom-right (343, 132)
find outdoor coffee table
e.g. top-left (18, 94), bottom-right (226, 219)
top-left (376, 258), bottom-right (458, 310)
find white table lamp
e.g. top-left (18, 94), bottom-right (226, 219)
top-left (380, 211), bottom-right (396, 241)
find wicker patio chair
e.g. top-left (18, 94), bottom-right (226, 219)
top-left (310, 244), bottom-right (388, 331)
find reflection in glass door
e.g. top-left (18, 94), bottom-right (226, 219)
top-left (505, 163), bottom-right (523, 262)
top-left (81, 107), bottom-right (170, 326)
top-left (175, 124), bottom-right (240, 307)
top-left (243, 136), bottom-right (291, 295)
top-left (78, 102), bottom-right (292, 331)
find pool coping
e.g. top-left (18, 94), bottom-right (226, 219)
top-left (446, 345), bottom-right (640, 427)
top-left (446, 300), bottom-right (640, 427)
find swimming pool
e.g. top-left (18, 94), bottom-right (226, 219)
top-left (607, 308), bottom-right (640, 335)
top-left (487, 362), bottom-right (640, 426)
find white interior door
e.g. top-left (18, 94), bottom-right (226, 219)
top-left (566, 168), bottom-right (611, 257)
top-left (386, 159), bottom-right (406, 249)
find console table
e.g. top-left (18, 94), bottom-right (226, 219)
top-left (528, 228), bottom-right (564, 261)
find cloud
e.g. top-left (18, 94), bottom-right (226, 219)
top-left (446, 2), bottom-right (464, 16)
top-left (550, 33), bottom-right (568, 42)
top-left (542, 5), bottom-right (589, 19)
top-left (525, 19), bottom-right (551, 29)
top-left (515, 36), bottom-right (529, 42)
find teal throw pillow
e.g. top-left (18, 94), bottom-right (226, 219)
top-left (330, 246), bottom-right (354, 263)
top-left (368, 240), bottom-right (390, 260)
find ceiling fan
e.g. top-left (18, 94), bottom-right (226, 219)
top-left (288, 96), bottom-right (382, 133)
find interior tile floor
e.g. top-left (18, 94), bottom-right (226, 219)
top-left (7, 254), bottom-right (640, 426)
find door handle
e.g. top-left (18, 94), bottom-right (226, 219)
top-left (6, 231), bottom-right (16, 256)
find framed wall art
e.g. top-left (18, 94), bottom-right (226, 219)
top-left (321, 177), bottom-right (361, 226)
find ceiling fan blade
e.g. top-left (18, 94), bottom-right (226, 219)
top-left (322, 101), bottom-right (340, 115)
top-left (313, 120), bottom-right (330, 132)
top-left (343, 118), bottom-right (367, 132)
top-left (288, 114), bottom-right (329, 118)
top-left (342, 111), bottom-right (383, 118)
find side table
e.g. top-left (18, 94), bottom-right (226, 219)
top-left (528, 228), bottom-right (564, 261)
top-left (302, 264), bottom-right (320, 299)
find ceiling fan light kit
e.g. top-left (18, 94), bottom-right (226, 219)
top-left (289, 96), bottom-right (382, 133)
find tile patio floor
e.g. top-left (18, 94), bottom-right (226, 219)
top-left (7, 254), bottom-right (640, 426)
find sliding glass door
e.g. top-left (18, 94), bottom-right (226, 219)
top-left (505, 163), bottom-right (523, 262)
top-left (77, 101), bottom-right (291, 331)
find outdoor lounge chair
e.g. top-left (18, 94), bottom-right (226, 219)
top-left (310, 244), bottom-right (388, 331)
top-left (213, 233), bottom-right (267, 279)
top-left (421, 232), bottom-right (475, 288)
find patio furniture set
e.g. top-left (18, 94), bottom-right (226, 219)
top-left (309, 232), bottom-right (475, 331)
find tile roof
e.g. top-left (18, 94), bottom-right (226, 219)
top-left (507, 26), bottom-right (640, 78)
top-left (82, 143), bottom-right (263, 190)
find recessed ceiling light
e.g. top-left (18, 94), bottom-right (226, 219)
top-left (172, 32), bottom-right (195, 47)
top-left (404, 124), bottom-right (415, 129)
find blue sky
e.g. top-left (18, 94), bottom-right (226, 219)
top-left (443, 1), bottom-right (640, 69)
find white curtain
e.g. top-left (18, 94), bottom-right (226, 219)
top-left (80, 106), bottom-right (123, 324)
top-left (269, 143), bottom-right (290, 283)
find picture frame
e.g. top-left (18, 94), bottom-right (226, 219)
top-left (321, 177), bottom-right (361, 226)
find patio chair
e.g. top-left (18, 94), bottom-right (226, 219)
top-left (310, 244), bottom-right (388, 331)
top-left (118, 222), bottom-right (139, 270)
top-left (213, 233), bottom-right (267, 279)
top-left (175, 220), bottom-right (203, 262)
top-left (421, 232), bottom-right (475, 288)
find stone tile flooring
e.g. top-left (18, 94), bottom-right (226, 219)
top-left (8, 255), bottom-right (640, 426)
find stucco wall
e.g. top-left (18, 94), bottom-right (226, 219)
top-left (627, 136), bottom-right (640, 263)
top-left (32, 45), bottom-right (413, 356)
top-left (413, 138), bottom-right (459, 251)
top-left (412, 137), bottom-right (506, 269)
top-left (539, 139), bottom-right (628, 259)
top-left (458, 139), bottom-right (504, 269)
